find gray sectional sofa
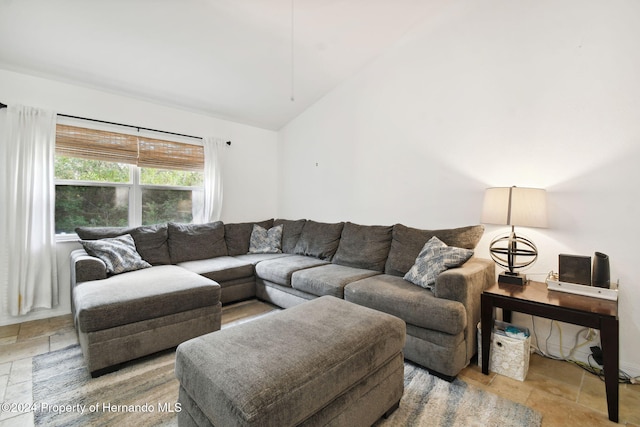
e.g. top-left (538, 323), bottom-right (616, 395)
top-left (71, 218), bottom-right (495, 378)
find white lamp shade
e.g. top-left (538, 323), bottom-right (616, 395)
top-left (481, 187), bottom-right (547, 228)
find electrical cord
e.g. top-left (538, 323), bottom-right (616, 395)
top-left (568, 326), bottom-right (594, 359)
top-left (529, 315), bottom-right (635, 384)
top-left (531, 316), bottom-right (562, 360)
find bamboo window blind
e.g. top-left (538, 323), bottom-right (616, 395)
top-left (55, 124), bottom-right (204, 172)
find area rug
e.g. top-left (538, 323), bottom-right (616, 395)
top-left (33, 345), bottom-right (541, 427)
top-left (375, 363), bottom-right (542, 427)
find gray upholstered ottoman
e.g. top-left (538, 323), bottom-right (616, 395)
top-left (175, 296), bottom-right (406, 427)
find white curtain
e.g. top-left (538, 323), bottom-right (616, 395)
top-left (0, 105), bottom-right (58, 316)
top-left (202, 137), bottom-right (224, 222)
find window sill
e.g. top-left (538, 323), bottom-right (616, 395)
top-left (56, 233), bottom-right (79, 243)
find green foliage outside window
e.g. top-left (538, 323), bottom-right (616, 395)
top-left (55, 186), bottom-right (129, 233)
top-left (55, 156), bottom-right (130, 183)
top-left (54, 157), bottom-right (204, 233)
top-left (142, 189), bottom-right (194, 225)
top-left (140, 168), bottom-right (203, 186)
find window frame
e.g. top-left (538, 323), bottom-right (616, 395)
top-left (54, 120), bottom-right (204, 238)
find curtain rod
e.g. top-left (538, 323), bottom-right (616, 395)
top-left (59, 112), bottom-right (206, 141)
top-left (0, 102), bottom-right (232, 145)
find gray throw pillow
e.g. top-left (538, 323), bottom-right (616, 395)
top-left (80, 234), bottom-right (151, 275)
top-left (403, 236), bottom-right (474, 290)
top-left (249, 224), bottom-right (283, 254)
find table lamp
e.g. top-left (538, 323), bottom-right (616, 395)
top-left (481, 186), bottom-right (547, 285)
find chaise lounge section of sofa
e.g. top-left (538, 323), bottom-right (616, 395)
top-left (71, 218), bottom-right (494, 378)
top-left (70, 252), bottom-right (222, 377)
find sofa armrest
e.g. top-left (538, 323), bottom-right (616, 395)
top-left (433, 257), bottom-right (495, 359)
top-left (70, 248), bottom-right (107, 287)
top-left (433, 257), bottom-right (495, 305)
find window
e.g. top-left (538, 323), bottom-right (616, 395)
top-left (54, 124), bottom-right (204, 234)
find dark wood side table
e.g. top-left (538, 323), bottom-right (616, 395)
top-left (481, 280), bottom-right (619, 422)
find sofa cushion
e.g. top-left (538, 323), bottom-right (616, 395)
top-left (385, 224), bottom-right (484, 276)
top-left (293, 220), bottom-right (344, 260)
top-left (76, 223), bottom-right (171, 265)
top-left (129, 224), bottom-right (172, 265)
top-left (344, 274), bottom-right (466, 335)
top-left (255, 255), bottom-right (329, 287)
top-left (75, 226), bottom-right (127, 240)
top-left (80, 234), bottom-right (151, 275)
top-left (249, 224), bottom-right (283, 254)
top-left (233, 253), bottom-right (292, 265)
top-left (168, 221), bottom-right (227, 263)
top-left (274, 219), bottom-right (306, 254)
top-left (224, 219), bottom-right (274, 256)
top-left (332, 222), bottom-right (392, 272)
top-left (73, 265), bottom-right (221, 333)
top-left (291, 264), bottom-right (380, 298)
top-left (177, 256), bottom-right (254, 283)
top-left (404, 236), bottom-right (474, 290)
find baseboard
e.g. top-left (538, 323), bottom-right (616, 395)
top-left (0, 306), bottom-right (71, 327)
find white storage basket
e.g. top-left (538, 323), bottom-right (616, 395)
top-left (478, 321), bottom-right (531, 381)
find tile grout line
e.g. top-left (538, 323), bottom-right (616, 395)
top-left (575, 370), bottom-right (585, 404)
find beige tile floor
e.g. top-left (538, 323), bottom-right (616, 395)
top-left (0, 300), bottom-right (638, 426)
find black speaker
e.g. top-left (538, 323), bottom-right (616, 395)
top-left (592, 252), bottom-right (610, 288)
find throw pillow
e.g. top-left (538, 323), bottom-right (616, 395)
top-left (249, 224), bottom-right (283, 254)
top-left (80, 234), bottom-right (151, 275)
top-left (403, 236), bottom-right (474, 290)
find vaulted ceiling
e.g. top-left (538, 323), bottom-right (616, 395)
top-left (0, 1), bottom-right (438, 130)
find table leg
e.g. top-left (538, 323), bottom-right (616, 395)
top-left (480, 294), bottom-right (493, 375)
top-left (600, 316), bottom-right (619, 423)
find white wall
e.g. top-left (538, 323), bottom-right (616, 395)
top-left (279, 1), bottom-right (640, 375)
top-left (0, 69), bottom-right (279, 326)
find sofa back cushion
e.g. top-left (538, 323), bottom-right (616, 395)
top-left (168, 221), bottom-right (227, 263)
top-left (130, 224), bottom-right (172, 265)
top-left (384, 224), bottom-right (484, 277)
top-left (332, 222), bottom-right (393, 272)
top-left (75, 226), bottom-right (127, 240)
top-left (76, 223), bottom-right (171, 265)
top-left (293, 220), bottom-right (344, 260)
top-left (224, 219), bottom-right (274, 255)
top-left (274, 219), bottom-right (306, 254)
